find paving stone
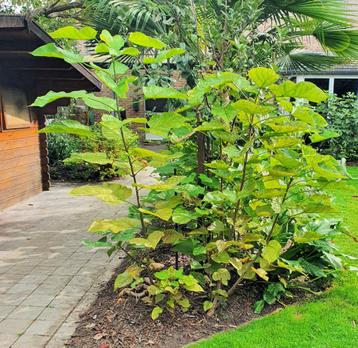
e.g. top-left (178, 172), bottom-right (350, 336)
top-left (0, 305), bottom-right (16, 319)
top-left (29, 266), bottom-right (57, 275)
top-left (31, 286), bottom-right (62, 297)
top-left (0, 264), bottom-right (13, 274)
top-left (9, 265), bottom-right (35, 275)
top-left (48, 295), bottom-right (81, 310)
top-left (0, 273), bottom-right (24, 282)
top-left (51, 321), bottom-right (77, 340)
top-left (45, 337), bottom-right (67, 348)
top-left (0, 281), bottom-right (17, 294)
top-left (21, 294), bottom-right (53, 307)
top-left (0, 293), bottom-right (28, 306)
top-left (0, 333), bottom-right (18, 347)
top-left (45, 275), bottom-right (72, 285)
top-left (12, 334), bottom-right (50, 348)
top-left (8, 306), bottom-right (44, 320)
top-left (7, 282), bottom-right (39, 294)
top-left (18, 274), bottom-right (49, 284)
top-left (25, 319), bottom-right (63, 336)
top-left (52, 265), bottom-right (82, 276)
top-left (0, 318), bottom-right (32, 335)
top-left (38, 307), bottom-right (72, 322)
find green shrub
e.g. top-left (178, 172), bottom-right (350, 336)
top-left (47, 127), bottom-right (125, 182)
top-left (33, 27), bottom-right (350, 320)
top-left (315, 93), bottom-right (358, 162)
top-left (48, 133), bottom-right (82, 167)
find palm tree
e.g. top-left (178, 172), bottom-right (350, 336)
top-left (82, 0), bottom-right (358, 76)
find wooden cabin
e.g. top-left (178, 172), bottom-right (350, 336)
top-left (0, 15), bottom-right (101, 210)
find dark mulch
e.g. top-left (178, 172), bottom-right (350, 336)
top-left (66, 257), bottom-right (299, 348)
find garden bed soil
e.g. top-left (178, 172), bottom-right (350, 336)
top-left (66, 257), bottom-right (303, 348)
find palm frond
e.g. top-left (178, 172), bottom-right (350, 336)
top-left (262, 0), bottom-right (355, 25)
top-left (277, 51), bottom-right (346, 73)
top-left (312, 22), bottom-right (358, 59)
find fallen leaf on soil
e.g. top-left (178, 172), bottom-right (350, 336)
top-left (93, 333), bottom-right (107, 340)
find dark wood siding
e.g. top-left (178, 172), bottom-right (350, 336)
top-left (0, 119), bottom-right (43, 210)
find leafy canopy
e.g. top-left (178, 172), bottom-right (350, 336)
top-left (32, 27), bottom-right (351, 320)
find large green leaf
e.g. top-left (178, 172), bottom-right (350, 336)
top-left (81, 94), bottom-right (117, 111)
top-left (211, 251), bottom-right (231, 264)
top-left (96, 71), bottom-right (136, 98)
top-left (187, 72), bottom-right (252, 106)
top-left (32, 90), bottom-right (117, 111)
top-left (310, 129), bottom-right (340, 143)
top-left (139, 208), bottom-right (173, 221)
top-left (143, 48), bottom-right (185, 64)
top-left (100, 30), bottom-right (125, 55)
top-left (50, 26), bottom-right (97, 40)
top-left (71, 183), bottom-right (132, 204)
top-left (128, 32), bottom-right (166, 49)
top-left (147, 112), bottom-right (189, 137)
top-left (172, 207), bottom-right (194, 224)
top-left (32, 90), bottom-right (86, 107)
top-left (138, 176), bottom-right (185, 191)
top-left (233, 100), bottom-right (272, 115)
top-left (130, 231), bottom-right (164, 249)
top-left (82, 239), bottom-right (112, 249)
top-left (38, 119), bottom-right (93, 138)
top-left (271, 81), bottom-right (327, 103)
top-left (262, 240), bottom-right (282, 264)
top-left (88, 217), bottom-right (141, 234)
top-left (212, 268), bottom-right (231, 285)
top-left (32, 43), bottom-right (84, 64)
top-left (120, 47), bottom-right (141, 56)
top-left (248, 67), bottom-right (280, 88)
top-left (114, 271), bottom-right (133, 290)
top-left (162, 230), bottom-right (185, 244)
top-left (143, 86), bottom-right (187, 99)
top-left (64, 152), bottom-right (111, 165)
top-left (295, 81), bottom-right (327, 103)
top-left (151, 306), bottom-right (163, 320)
top-left (132, 147), bottom-right (170, 160)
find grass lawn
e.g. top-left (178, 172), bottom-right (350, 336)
top-left (190, 167), bottom-right (358, 348)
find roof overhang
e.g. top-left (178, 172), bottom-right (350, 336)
top-left (0, 15), bottom-right (101, 92)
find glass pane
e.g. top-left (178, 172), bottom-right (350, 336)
top-left (145, 99), bottom-right (168, 112)
top-left (0, 85), bottom-right (31, 130)
top-left (333, 79), bottom-right (358, 97)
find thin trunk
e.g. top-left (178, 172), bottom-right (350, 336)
top-left (112, 63), bottom-right (146, 234)
top-left (197, 132), bottom-right (206, 174)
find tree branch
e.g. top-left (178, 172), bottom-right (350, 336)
top-left (31, 1), bottom-right (84, 18)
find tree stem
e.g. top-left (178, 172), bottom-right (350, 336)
top-left (112, 61), bottom-right (146, 234)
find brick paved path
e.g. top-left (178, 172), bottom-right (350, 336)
top-left (0, 182), bottom-right (126, 347)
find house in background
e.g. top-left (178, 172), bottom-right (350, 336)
top-left (291, 0), bottom-right (358, 96)
top-left (0, 15), bottom-right (101, 210)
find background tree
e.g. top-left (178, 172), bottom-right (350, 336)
top-left (84, 0), bottom-right (358, 78)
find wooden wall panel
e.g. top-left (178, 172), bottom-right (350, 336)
top-left (0, 119), bottom-right (44, 210)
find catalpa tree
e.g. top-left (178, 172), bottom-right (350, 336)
top-left (32, 26), bottom-right (349, 319)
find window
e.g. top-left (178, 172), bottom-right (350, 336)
top-left (145, 99), bottom-right (168, 113)
top-left (333, 79), bottom-right (358, 97)
top-left (0, 85), bottom-right (31, 131)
